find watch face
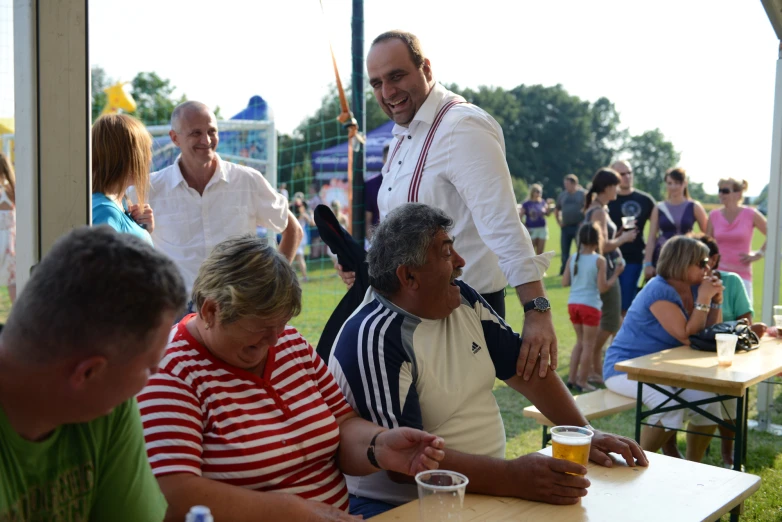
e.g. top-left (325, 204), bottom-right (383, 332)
top-left (534, 297), bottom-right (551, 310)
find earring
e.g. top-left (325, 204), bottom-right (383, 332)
top-left (204, 323), bottom-right (211, 330)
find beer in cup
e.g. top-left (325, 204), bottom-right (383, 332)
top-left (551, 425), bottom-right (594, 472)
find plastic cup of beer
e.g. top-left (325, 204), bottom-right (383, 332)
top-left (773, 305), bottom-right (782, 328)
top-left (415, 470), bottom-right (469, 522)
top-left (715, 333), bottom-right (738, 367)
top-left (551, 426), bottom-right (594, 472)
top-left (621, 216), bottom-right (636, 230)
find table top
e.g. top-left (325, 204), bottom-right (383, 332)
top-left (373, 449), bottom-right (760, 522)
top-left (614, 336), bottom-right (782, 396)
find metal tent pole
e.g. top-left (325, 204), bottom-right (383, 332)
top-left (350, 0), bottom-right (365, 244)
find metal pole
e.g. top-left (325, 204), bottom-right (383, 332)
top-left (757, 41), bottom-right (782, 433)
top-left (350, 0), bottom-right (365, 244)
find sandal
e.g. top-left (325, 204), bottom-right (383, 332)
top-left (587, 375), bottom-right (605, 386)
top-left (570, 382), bottom-right (597, 393)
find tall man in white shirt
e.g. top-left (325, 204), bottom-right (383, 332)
top-left (341, 30), bottom-right (557, 380)
top-left (133, 101), bottom-right (302, 297)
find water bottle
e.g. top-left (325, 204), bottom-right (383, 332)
top-left (185, 506), bottom-right (214, 522)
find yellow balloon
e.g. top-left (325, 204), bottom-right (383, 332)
top-left (101, 82), bottom-right (137, 115)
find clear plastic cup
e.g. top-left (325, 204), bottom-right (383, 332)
top-left (773, 305), bottom-right (782, 329)
top-left (415, 470), bottom-right (469, 522)
top-left (715, 333), bottom-right (739, 367)
top-left (621, 216), bottom-right (636, 230)
top-left (550, 425), bottom-right (594, 472)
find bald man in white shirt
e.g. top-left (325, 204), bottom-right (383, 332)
top-left (131, 101), bottom-right (302, 297)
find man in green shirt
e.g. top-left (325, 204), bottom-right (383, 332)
top-left (0, 226), bottom-right (186, 521)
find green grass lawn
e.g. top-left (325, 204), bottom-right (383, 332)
top-left (0, 214), bottom-right (779, 519)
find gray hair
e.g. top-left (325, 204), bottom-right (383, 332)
top-left (170, 100), bottom-right (214, 133)
top-left (368, 203), bottom-right (454, 296)
top-left (3, 226), bottom-right (187, 363)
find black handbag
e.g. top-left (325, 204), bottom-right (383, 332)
top-left (689, 319), bottom-right (760, 352)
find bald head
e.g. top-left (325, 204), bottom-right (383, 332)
top-left (171, 101), bottom-right (214, 133)
top-left (611, 160), bottom-right (633, 191)
top-left (169, 100), bottom-right (219, 169)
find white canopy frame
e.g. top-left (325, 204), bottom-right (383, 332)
top-left (758, 0), bottom-right (782, 433)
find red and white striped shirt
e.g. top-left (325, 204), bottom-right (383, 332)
top-left (137, 315), bottom-right (354, 510)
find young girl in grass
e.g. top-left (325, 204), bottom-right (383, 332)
top-left (563, 222), bottom-right (623, 392)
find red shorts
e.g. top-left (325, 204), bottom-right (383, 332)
top-left (568, 304), bottom-right (602, 327)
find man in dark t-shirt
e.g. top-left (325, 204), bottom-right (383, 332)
top-left (555, 174), bottom-right (586, 275)
top-left (607, 160), bottom-right (655, 315)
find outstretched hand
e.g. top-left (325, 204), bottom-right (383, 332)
top-left (589, 430), bottom-right (649, 468)
top-left (376, 428), bottom-right (445, 476)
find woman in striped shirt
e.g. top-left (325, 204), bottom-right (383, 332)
top-left (137, 235), bottom-right (445, 522)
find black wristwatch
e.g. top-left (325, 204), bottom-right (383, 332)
top-left (367, 431), bottom-right (383, 469)
top-left (523, 296), bottom-right (551, 313)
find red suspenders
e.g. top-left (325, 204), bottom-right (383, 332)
top-left (382, 98), bottom-right (466, 202)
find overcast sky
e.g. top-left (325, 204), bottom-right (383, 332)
top-left (1, 0), bottom-right (779, 196)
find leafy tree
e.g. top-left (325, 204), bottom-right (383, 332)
top-left (130, 72), bottom-right (187, 126)
top-left (626, 129), bottom-right (680, 201)
top-left (510, 176), bottom-right (529, 203)
top-left (91, 67), bottom-right (188, 126)
top-left (91, 66), bottom-right (112, 122)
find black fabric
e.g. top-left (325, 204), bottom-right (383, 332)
top-left (480, 288), bottom-right (506, 320)
top-left (689, 319), bottom-right (760, 352)
top-left (607, 190), bottom-right (656, 264)
top-left (314, 205), bottom-right (370, 362)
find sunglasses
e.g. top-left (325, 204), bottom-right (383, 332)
top-left (718, 187), bottom-right (739, 195)
top-left (697, 258), bottom-right (710, 269)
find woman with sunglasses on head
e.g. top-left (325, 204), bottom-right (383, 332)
top-left (603, 236), bottom-right (724, 462)
top-left (643, 168), bottom-right (708, 281)
top-left (706, 178), bottom-right (767, 303)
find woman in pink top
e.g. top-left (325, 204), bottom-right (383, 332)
top-left (706, 177), bottom-right (767, 302)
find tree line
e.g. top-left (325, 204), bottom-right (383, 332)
top-left (91, 66), bottom-right (718, 203)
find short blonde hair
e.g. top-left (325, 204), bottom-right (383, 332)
top-left (191, 235), bottom-right (302, 324)
top-left (92, 114), bottom-right (152, 206)
top-left (656, 236), bottom-right (709, 282)
top-left (718, 177), bottom-right (748, 193)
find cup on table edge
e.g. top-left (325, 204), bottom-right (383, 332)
top-left (621, 216), bottom-right (636, 230)
top-left (550, 425), bottom-right (594, 473)
top-left (415, 470), bottom-right (469, 522)
top-left (773, 305), bottom-right (782, 329)
top-left (715, 333), bottom-right (738, 367)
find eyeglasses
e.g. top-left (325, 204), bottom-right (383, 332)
top-left (698, 258), bottom-right (710, 269)
top-left (718, 187), bottom-right (738, 195)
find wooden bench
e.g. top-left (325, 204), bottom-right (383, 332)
top-left (523, 389), bottom-right (636, 448)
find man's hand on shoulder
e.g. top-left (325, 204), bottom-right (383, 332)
top-left (589, 430), bottom-right (649, 468)
top-left (517, 310), bottom-right (558, 380)
top-left (502, 453), bottom-right (589, 505)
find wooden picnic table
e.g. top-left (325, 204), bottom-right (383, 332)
top-left (373, 448), bottom-right (760, 522)
top-left (613, 336), bottom-right (782, 521)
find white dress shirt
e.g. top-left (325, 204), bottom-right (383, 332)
top-left (130, 154), bottom-right (288, 294)
top-left (378, 83), bottom-right (552, 294)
